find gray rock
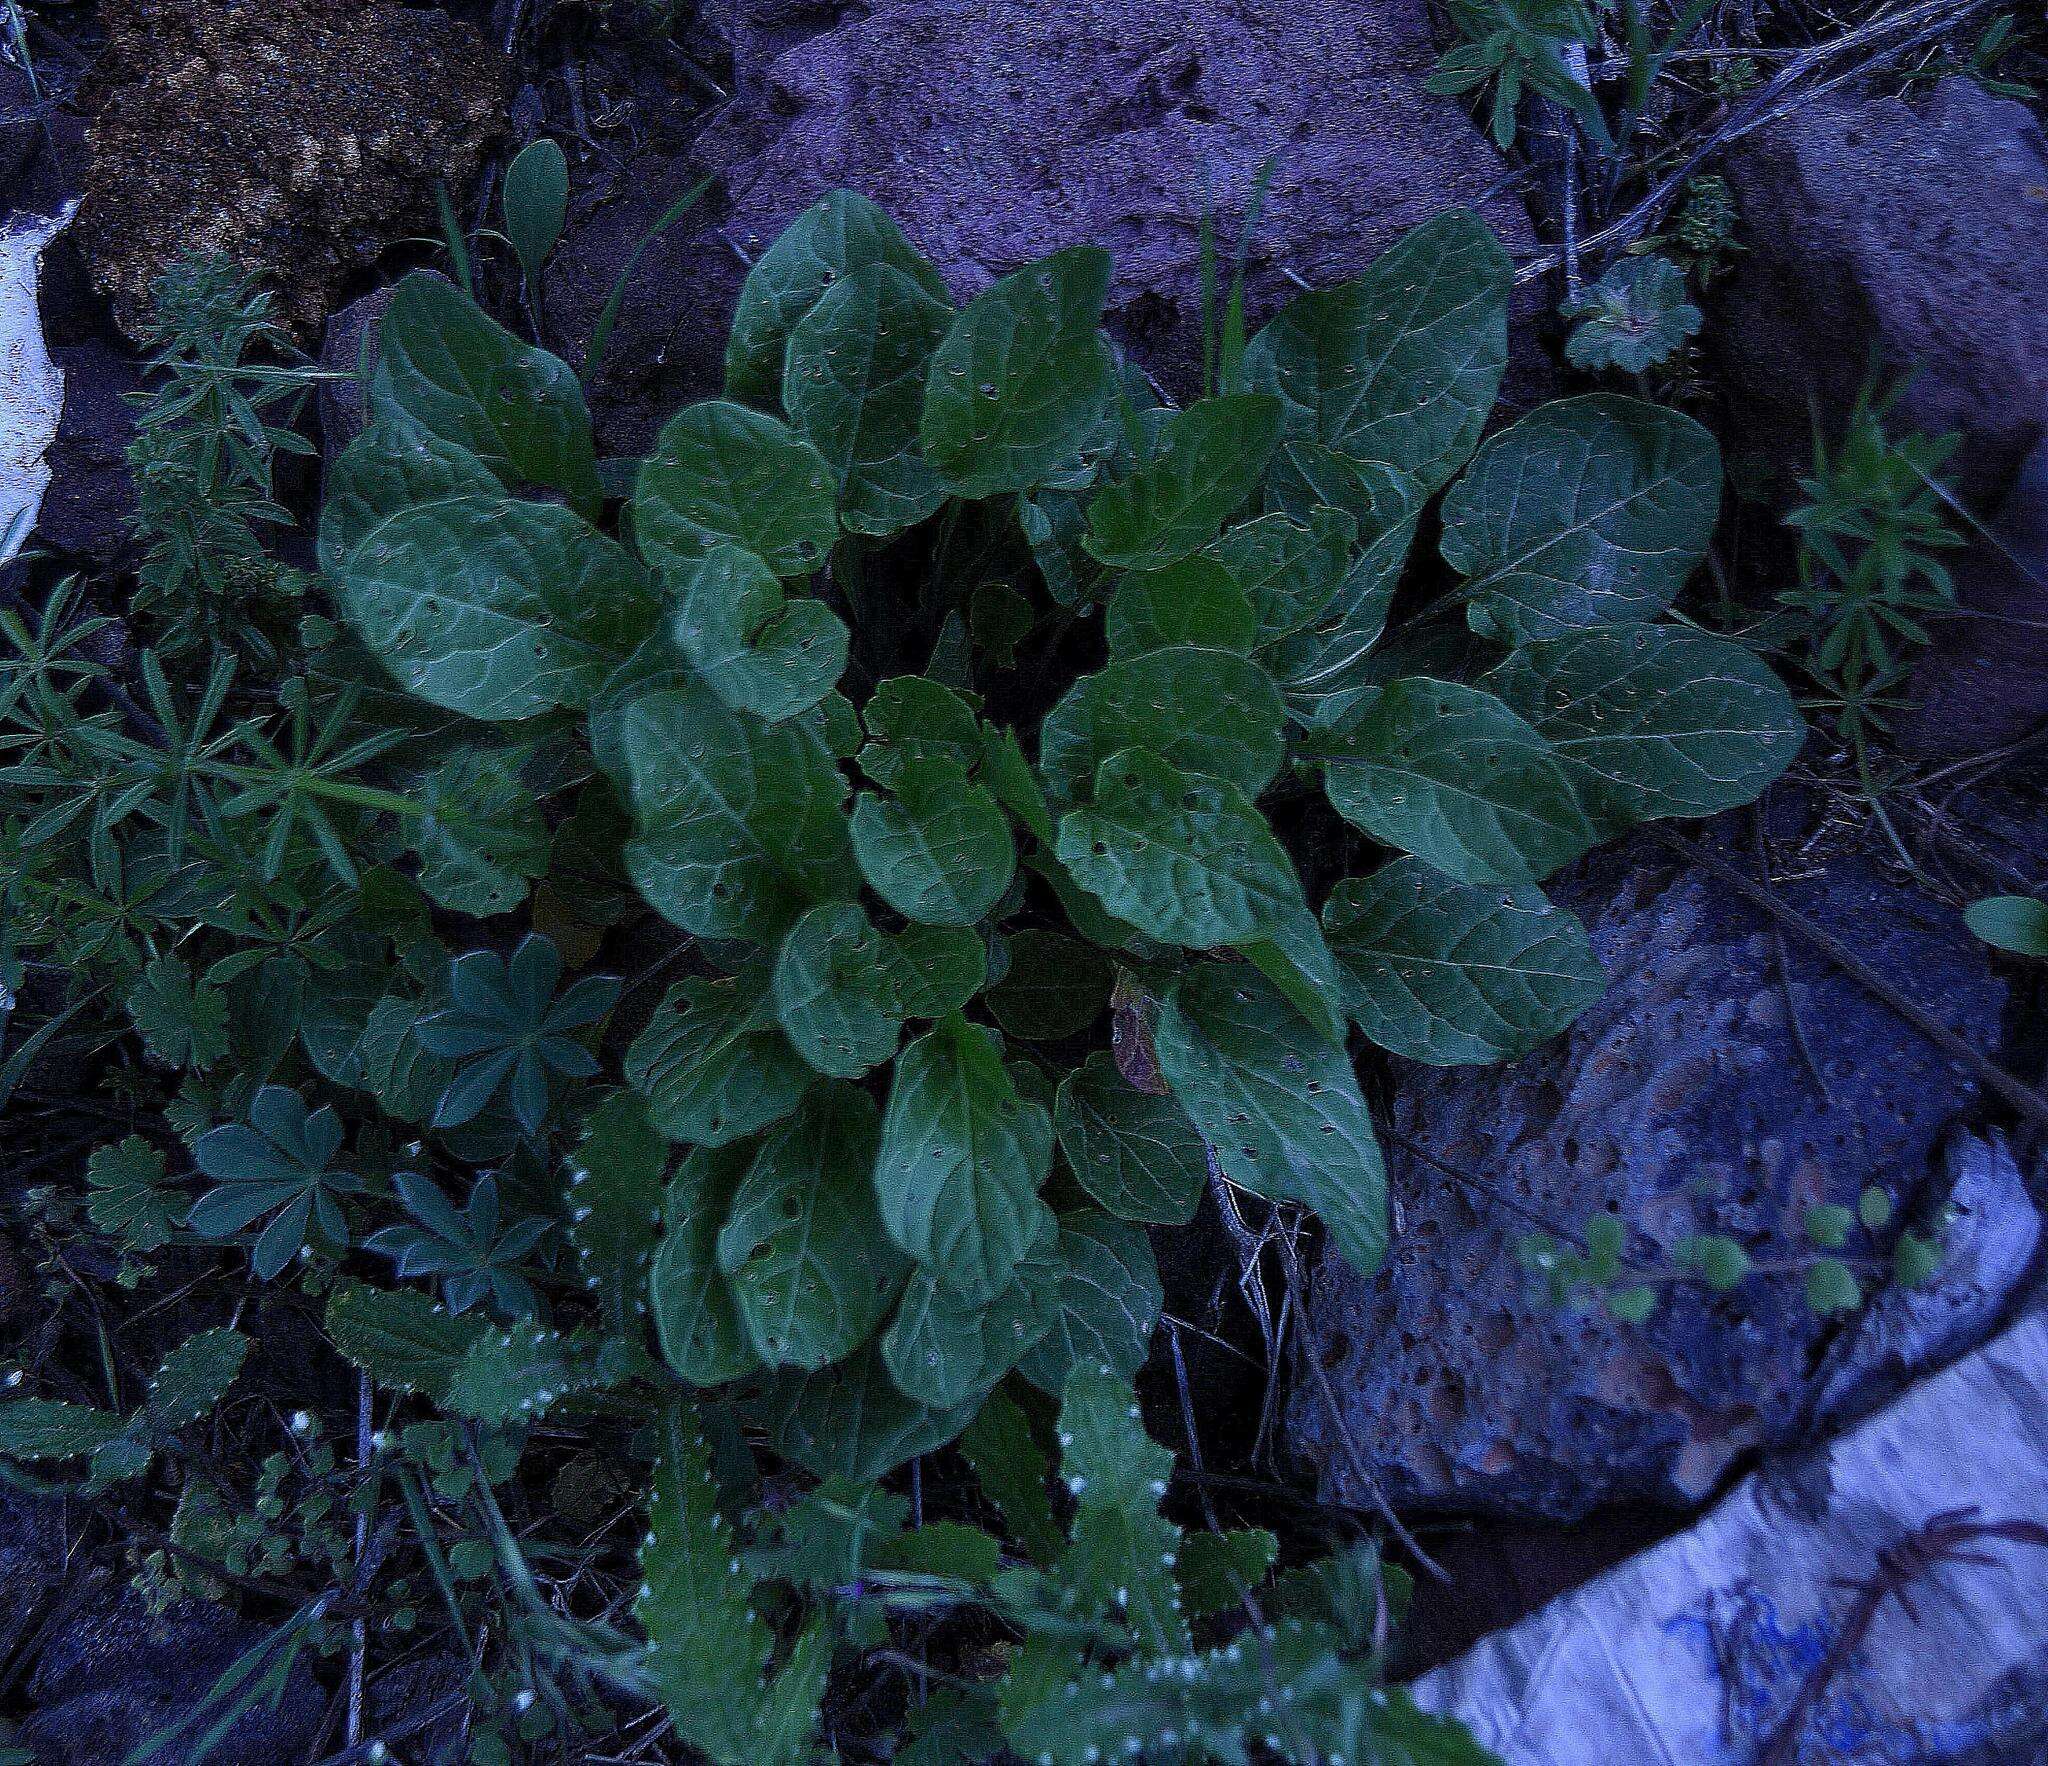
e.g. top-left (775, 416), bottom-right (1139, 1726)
top-left (0, 1487), bottom-right (62, 1669)
top-left (24, 1580), bottom-right (326, 1766)
top-left (31, 235), bottom-right (139, 571)
top-left (1897, 432), bottom-right (2048, 757)
top-left (548, 0), bottom-right (1542, 453)
top-left (317, 283), bottom-right (400, 466)
top-left (1291, 830), bottom-right (2009, 1521)
top-left (1716, 78), bottom-right (2048, 505)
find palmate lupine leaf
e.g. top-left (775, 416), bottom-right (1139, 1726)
top-left (418, 933), bottom-right (619, 1133)
top-left (187, 1085), bottom-right (364, 1279)
top-left (364, 1171), bottom-right (549, 1316)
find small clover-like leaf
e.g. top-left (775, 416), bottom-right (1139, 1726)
top-left (86, 1137), bottom-right (178, 1253)
top-left (127, 954), bottom-right (229, 1072)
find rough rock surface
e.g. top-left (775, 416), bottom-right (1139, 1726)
top-left (548, 0), bottom-right (1542, 454)
top-left (317, 281), bottom-right (403, 464)
top-left (0, 1487), bottom-right (62, 1670)
top-left (33, 235), bottom-right (140, 570)
top-left (0, 63), bottom-right (39, 195)
top-left (23, 1580), bottom-right (326, 1765)
top-left (1414, 1310), bottom-right (2048, 1763)
top-left (1292, 828), bottom-right (2009, 1521)
top-left (1897, 433), bottom-right (2048, 757)
top-left (1716, 77), bottom-right (2048, 505)
top-left (77, 0), bottom-right (504, 341)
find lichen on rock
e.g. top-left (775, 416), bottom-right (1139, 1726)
top-left (77, 0), bottom-right (505, 341)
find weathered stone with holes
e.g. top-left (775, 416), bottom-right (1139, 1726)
top-left (1291, 826), bottom-right (2009, 1521)
top-left (77, 0), bottom-right (504, 341)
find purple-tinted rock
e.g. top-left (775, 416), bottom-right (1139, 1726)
top-left (32, 236), bottom-right (139, 572)
top-left (1291, 829), bottom-right (2009, 1522)
top-left (24, 1581), bottom-right (325, 1766)
top-left (1716, 78), bottom-right (2048, 505)
top-left (1897, 433), bottom-right (2048, 757)
top-left (549, 0), bottom-right (1542, 453)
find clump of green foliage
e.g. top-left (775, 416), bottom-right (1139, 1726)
top-left (1427, 0), bottom-right (1607, 150)
top-left (1561, 254), bottom-right (1702, 374)
top-left (1779, 380), bottom-right (1962, 760)
top-left (0, 163), bottom-right (1807, 1762)
top-left (125, 257), bottom-right (315, 671)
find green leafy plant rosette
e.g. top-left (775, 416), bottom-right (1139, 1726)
top-left (0, 178), bottom-right (1808, 1765)
top-left (320, 185), bottom-right (1802, 1459)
